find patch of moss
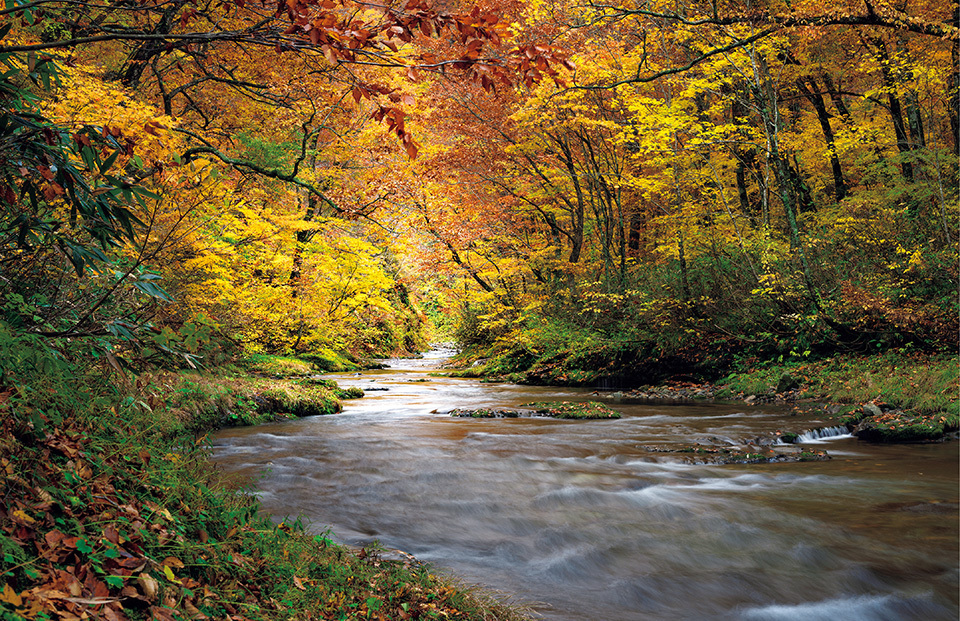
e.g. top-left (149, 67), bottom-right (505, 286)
top-left (241, 354), bottom-right (315, 377)
top-left (256, 384), bottom-right (341, 417)
top-left (299, 348), bottom-right (362, 372)
top-left (450, 408), bottom-right (519, 418)
top-left (520, 401), bottom-right (621, 419)
top-left (295, 377), bottom-right (364, 400)
top-left (333, 386), bottom-right (365, 400)
top-left (854, 411), bottom-right (959, 442)
top-left (834, 405), bottom-right (867, 426)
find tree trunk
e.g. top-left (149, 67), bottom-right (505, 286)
top-left (796, 77), bottom-right (847, 201)
top-left (873, 38), bottom-right (915, 182)
top-left (753, 55), bottom-right (820, 309)
top-left (118, 1), bottom-right (187, 88)
top-left (951, 2), bottom-right (960, 157)
top-left (822, 74), bottom-right (852, 122)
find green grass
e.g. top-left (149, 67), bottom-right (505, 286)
top-left (719, 352), bottom-right (959, 415)
top-left (240, 353), bottom-right (318, 376)
top-left (129, 372), bottom-right (345, 435)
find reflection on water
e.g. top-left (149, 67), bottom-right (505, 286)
top-left (212, 350), bottom-right (959, 620)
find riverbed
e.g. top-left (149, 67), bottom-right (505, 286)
top-left (211, 349), bottom-right (959, 620)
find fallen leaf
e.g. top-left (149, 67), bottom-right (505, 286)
top-left (184, 599), bottom-right (207, 619)
top-left (103, 525), bottom-right (121, 545)
top-left (138, 573), bottom-right (159, 600)
top-left (0, 584), bottom-right (23, 607)
top-left (162, 565), bottom-right (180, 584)
top-left (150, 606), bottom-right (177, 621)
top-left (63, 596), bottom-right (120, 605)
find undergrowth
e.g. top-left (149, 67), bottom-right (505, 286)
top-left (719, 352), bottom-right (959, 415)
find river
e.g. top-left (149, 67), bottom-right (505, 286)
top-left (211, 349), bottom-right (959, 620)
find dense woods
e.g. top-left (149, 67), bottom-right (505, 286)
top-left (0, 0), bottom-right (957, 618)
top-left (0, 0), bottom-right (955, 371)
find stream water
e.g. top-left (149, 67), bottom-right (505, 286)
top-left (212, 349), bottom-right (959, 620)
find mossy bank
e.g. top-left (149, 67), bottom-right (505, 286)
top-left (451, 349), bottom-right (959, 443)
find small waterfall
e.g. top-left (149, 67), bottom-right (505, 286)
top-left (795, 425), bottom-right (851, 443)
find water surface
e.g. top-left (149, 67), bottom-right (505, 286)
top-left (212, 349), bottom-right (959, 620)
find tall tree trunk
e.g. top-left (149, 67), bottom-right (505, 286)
top-left (950, 2), bottom-right (960, 157)
top-left (736, 159), bottom-right (751, 215)
top-left (796, 77), bottom-right (847, 201)
top-left (822, 74), bottom-right (852, 121)
top-left (905, 91), bottom-right (926, 150)
top-left (873, 38), bottom-right (915, 182)
top-left (753, 55), bottom-right (820, 310)
top-left (677, 230), bottom-right (691, 303)
top-left (118, 1), bottom-right (187, 88)
top-left (555, 136), bottom-right (585, 263)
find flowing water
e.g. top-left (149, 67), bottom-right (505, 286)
top-left (212, 349), bottom-right (959, 620)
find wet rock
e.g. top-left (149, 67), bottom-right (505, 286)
top-left (862, 403), bottom-right (883, 417)
top-left (449, 408), bottom-right (521, 418)
top-left (776, 373), bottom-right (800, 393)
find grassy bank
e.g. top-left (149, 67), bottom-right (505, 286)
top-left (714, 352), bottom-right (959, 415)
top-left (714, 353), bottom-right (959, 442)
top-left (451, 341), bottom-right (958, 442)
top-left (0, 348), bottom-right (531, 620)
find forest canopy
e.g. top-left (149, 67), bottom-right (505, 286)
top-left (0, 0), bottom-right (956, 373)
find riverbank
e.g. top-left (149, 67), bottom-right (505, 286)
top-left (0, 355), bottom-right (534, 621)
top-left (449, 350), bottom-right (959, 443)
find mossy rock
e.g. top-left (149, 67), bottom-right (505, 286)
top-left (450, 408), bottom-right (520, 418)
top-left (255, 385), bottom-right (341, 417)
top-left (653, 444), bottom-right (830, 464)
top-left (853, 410), bottom-right (957, 442)
top-left (776, 373), bottom-right (800, 393)
top-left (520, 401), bottom-right (621, 419)
top-left (334, 386), bottom-right (365, 399)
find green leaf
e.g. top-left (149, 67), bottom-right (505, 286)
top-left (105, 575), bottom-right (124, 588)
top-left (76, 539), bottom-right (93, 554)
top-left (98, 149), bottom-right (120, 174)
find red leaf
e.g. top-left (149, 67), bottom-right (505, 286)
top-left (404, 138), bottom-right (418, 159)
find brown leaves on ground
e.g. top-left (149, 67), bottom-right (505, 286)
top-left (0, 414), bottom-right (256, 621)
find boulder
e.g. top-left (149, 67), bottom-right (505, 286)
top-left (776, 373), bottom-right (800, 393)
